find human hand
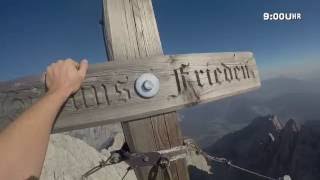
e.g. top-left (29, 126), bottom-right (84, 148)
top-left (45, 59), bottom-right (88, 99)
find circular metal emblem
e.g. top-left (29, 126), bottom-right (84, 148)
top-left (135, 73), bottom-right (160, 98)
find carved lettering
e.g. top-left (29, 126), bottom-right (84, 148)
top-left (173, 63), bottom-right (190, 95)
top-left (173, 60), bottom-right (256, 98)
top-left (114, 78), bottom-right (131, 102)
top-left (221, 63), bottom-right (233, 82)
top-left (194, 70), bottom-right (205, 87)
top-left (174, 69), bottom-right (182, 94)
top-left (95, 84), bottom-right (110, 105)
top-left (207, 69), bottom-right (213, 85)
top-left (214, 67), bottom-right (223, 84)
top-left (180, 64), bottom-right (190, 90)
top-left (68, 81), bottom-right (132, 111)
top-left (241, 65), bottom-right (247, 79)
top-left (239, 63), bottom-right (256, 79)
top-left (62, 75), bottom-right (133, 111)
top-left (82, 85), bottom-right (98, 108)
top-left (245, 65), bottom-right (250, 78)
top-left (173, 63), bottom-right (191, 94)
top-left (233, 66), bottom-right (241, 81)
top-left (0, 52), bottom-right (260, 132)
top-left (106, 75), bottom-right (132, 104)
top-left (1, 61), bottom-right (257, 117)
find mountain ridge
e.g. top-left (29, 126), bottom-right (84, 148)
top-left (181, 77), bottom-right (320, 147)
top-left (202, 115), bottom-right (320, 180)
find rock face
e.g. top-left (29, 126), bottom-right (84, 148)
top-left (41, 134), bottom-right (135, 180)
top-left (41, 131), bottom-right (212, 179)
top-left (64, 123), bottom-right (123, 150)
top-left (206, 115), bottom-right (320, 180)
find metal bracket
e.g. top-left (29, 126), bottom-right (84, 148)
top-left (82, 144), bottom-right (189, 179)
top-left (125, 152), bottom-right (161, 168)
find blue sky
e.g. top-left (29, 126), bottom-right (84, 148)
top-left (0, 0), bottom-right (319, 81)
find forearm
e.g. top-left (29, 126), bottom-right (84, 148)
top-left (0, 90), bottom-right (69, 180)
top-left (0, 59), bottom-right (88, 180)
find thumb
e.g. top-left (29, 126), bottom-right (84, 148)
top-left (79, 59), bottom-right (89, 78)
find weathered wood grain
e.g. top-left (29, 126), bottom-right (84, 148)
top-left (0, 52), bottom-right (260, 132)
top-left (103, 0), bottom-right (163, 61)
top-left (102, 0), bottom-right (184, 179)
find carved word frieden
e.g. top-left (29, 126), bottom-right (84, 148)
top-left (173, 61), bottom-right (255, 94)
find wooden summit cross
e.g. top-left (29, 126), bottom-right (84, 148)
top-left (0, 0), bottom-right (261, 179)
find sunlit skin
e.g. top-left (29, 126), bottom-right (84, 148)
top-left (0, 59), bottom-right (88, 180)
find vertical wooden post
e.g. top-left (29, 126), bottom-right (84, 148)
top-left (102, 0), bottom-right (189, 180)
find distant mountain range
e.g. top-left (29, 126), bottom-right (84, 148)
top-left (180, 77), bottom-right (320, 147)
top-left (199, 115), bottom-right (320, 180)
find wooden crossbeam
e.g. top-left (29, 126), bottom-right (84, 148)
top-left (0, 52), bottom-right (260, 132)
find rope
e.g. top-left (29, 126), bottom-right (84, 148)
top-left (228, 163), bottom-right (277, 180)
top-left (82, 155), bottom-right (112, 179)
top-left (186, 140), bottom-right (279, 180)
top-left (82, 139), bottom-right (288, 180)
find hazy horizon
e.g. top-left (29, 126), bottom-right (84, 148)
top-left (0, 0), bottom-right (319, 81)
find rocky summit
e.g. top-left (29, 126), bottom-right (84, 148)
top-left (41, 125), bottom-right (212, 180)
